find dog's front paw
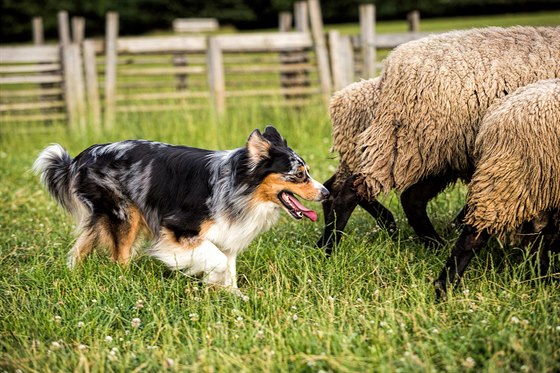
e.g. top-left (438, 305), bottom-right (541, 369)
top-left (230, 288), bottom-right (250, 302)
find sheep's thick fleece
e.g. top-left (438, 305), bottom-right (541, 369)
top-left (465, 79), bottom-right (560, 236)
top-left (356, 26), bottom-right (560, 198)
top-left (330, 78), bottom-right (381, 187)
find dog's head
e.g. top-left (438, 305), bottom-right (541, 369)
top-left (247, 126), bottom-right (329, 222)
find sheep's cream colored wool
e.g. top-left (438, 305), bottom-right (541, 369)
top-left (356, 26), bottom-right (560, 199)
top-left (466, 79), bottom-right (560, 236)
top-left (329, 78), bottom-right (381, 189)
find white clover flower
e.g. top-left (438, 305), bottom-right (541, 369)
top-left (462, 357), bottom-right (476, 369)
top-left (77, 321), bottom-right (85, 328)
top-left (54, 315), bottom-right (62, 323)
top-left (135, 300), bottom-right (144, 309)
top-left (510, 316), bottom-right (520, 324)
top-left (131, 318), bottom-right (141, 328)
top-left (556, 325), bottom-right (560, 332)
top-left (189, 313), bottom-right (199, 322)
top-left (379, 321), bottom-right (388, 328)
top-left (292, 314), bottom-right (298, 321)
top-left (105, 336), bottom-right (113, 343)
top-left (78, 344), bottom-right (87, 351)
top-left (256, 330), bottom-right (265, 340)
top-left (431, 328), bottom-right (439, 334)
top-left (50, 341), bottom-right (62, 350)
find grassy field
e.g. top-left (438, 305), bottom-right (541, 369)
top-left (2, 12), bottom-right (560, 373)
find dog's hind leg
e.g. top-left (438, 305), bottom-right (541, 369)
top-left (111, 206), bottom-right (144, 265)
top-left (67, 227), bottom-right (97, 269)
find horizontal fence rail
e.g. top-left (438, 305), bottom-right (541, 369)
top-left (1, 3), bottom-right (429, 129)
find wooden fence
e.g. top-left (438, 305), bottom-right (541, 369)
top-left (1, 1), bottom-right (429, 129)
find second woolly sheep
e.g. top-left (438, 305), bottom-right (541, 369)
top-left (435, 79), bottom-right (560, 296)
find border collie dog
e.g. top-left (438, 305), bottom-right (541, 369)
top-left (34, 126), bottom-right (328, 294)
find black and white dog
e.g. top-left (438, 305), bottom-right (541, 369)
top-left (34, 126), bottom-right (328, 294)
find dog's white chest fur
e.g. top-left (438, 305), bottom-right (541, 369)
top-left (206, 202), bottom-right (280, 254)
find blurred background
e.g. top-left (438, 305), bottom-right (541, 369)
top-left (3, 0), bottom-right (560, 42)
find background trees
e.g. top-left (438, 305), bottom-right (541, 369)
top-left (2, 0), bottom-right (559, 42)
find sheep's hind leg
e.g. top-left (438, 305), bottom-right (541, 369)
top-left (434, 224), bottom-right (489, 299)
top-left (401, 175), bottom-right (451, 246)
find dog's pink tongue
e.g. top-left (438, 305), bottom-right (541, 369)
top-left (287, 194), bottom-right (317, 222)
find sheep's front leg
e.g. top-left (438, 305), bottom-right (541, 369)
top-left (319, 173), bottom-right (337, 230)
top-left (317, 175), bottom-right (359, 254)
top-left (358, 198), bottom-right (396, 232)
top-left (435, 224), bottom-right (488, 299)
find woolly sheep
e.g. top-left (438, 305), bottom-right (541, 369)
top-left (325, 26), bottom-right (560, 247)
top-left (435, 79), bottom-right (560, 296)
top-left (318, 78), bottom-right (396, 250)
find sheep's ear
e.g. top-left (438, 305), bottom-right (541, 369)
top-left (263, 125), bottom-right (288, 147)
top-left (247, 129), bottom-right (271, 164)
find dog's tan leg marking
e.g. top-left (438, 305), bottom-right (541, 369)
top-left (114, 206), bottom-right (143, 265)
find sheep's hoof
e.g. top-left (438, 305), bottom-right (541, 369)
top-left (434, 280), bottom-right (447, 301)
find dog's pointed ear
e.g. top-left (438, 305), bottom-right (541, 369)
top-left (263, 125), bottom-right (288, 147)
top-left (247, 128), bottom-right (271, 165)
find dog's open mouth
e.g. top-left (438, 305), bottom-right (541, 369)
top-left (278, 191), bottom-right (317, 222)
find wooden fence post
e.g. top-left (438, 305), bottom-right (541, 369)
top-left (104, 11), bottom-right (119, 128)
top-left (307, 0), bottom-right (332, 106)
top-left (279, 12), bottom-right (292, 31)
top-left (62, 43), bottom-right (86, 129)
top-left (329, 31), bottom-right (353, 91)
top-left (83, 40), bottom-right (101, 130)
top-left (58, 11), bottom-right (70, 46)
top-left (207, 37), bottom-right (225, 115)
top-left (72, 17), bottom-right (85, 43)
top-left (407, 10), bottom-right (420, 33)
top-left (359, 4), bottom-right (376, 78)
top-left (294, 2), bottom-right (309, 32)
top-left (32, 17), bottom-right (44, 45)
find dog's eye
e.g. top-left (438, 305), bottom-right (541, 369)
top-left (294, 170), bottom-right (305, 180)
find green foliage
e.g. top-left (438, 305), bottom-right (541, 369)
top-left (2, 0), bottom-right (560, 41)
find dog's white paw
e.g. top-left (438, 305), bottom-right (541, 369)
top-left (230, 288), bottom-right (249, 302)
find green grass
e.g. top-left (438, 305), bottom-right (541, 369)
top-left (325, 10), bottom-right (560, 35)
top-left (2, 12), bottom-right (560, 372)
top-left (1, 106), bottom-right (559, 372)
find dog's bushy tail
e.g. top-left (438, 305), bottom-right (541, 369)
top-left (33, 144), bottom-right (84, 221)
